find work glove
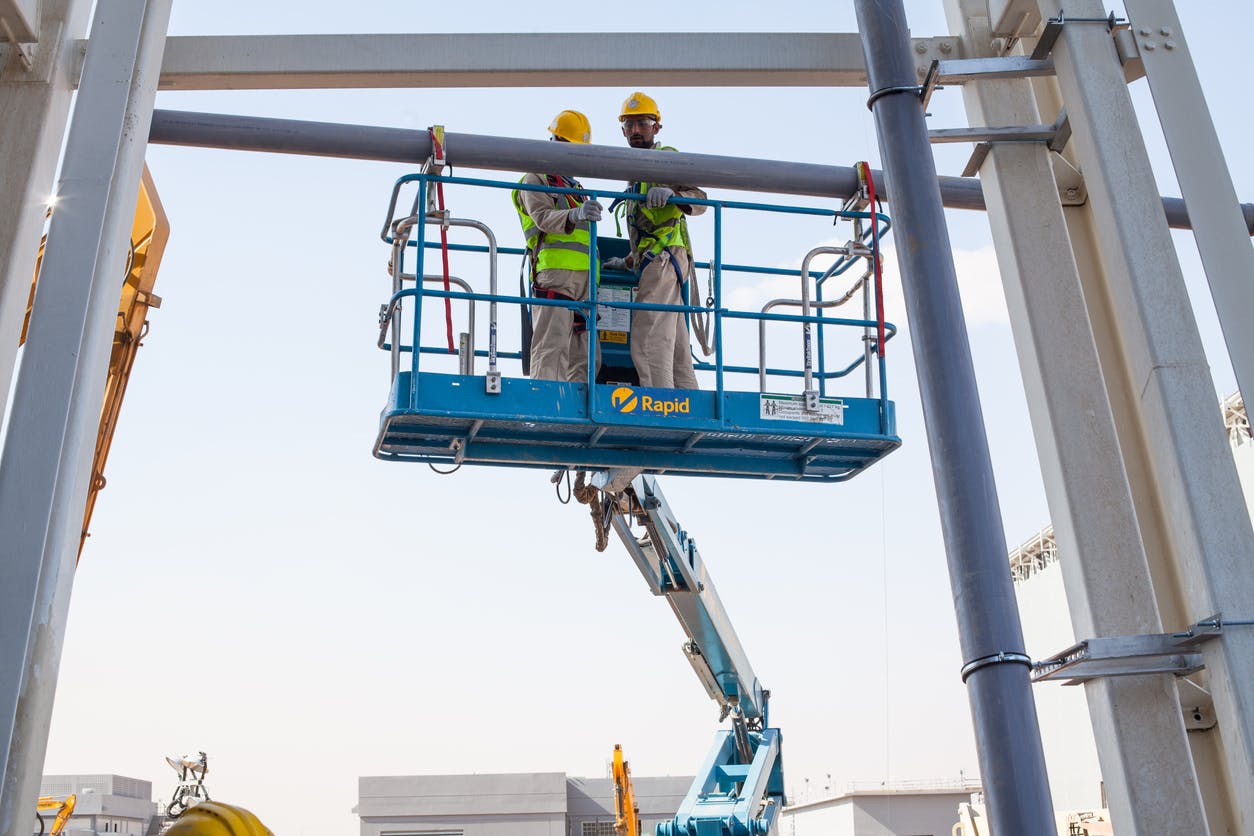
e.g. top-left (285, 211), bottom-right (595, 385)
top-left (602, 256), bottom-right (631, 271)
top-left (645, 186), bottom-right (674, 209)
top-left (568, 200), bottom-right (603, 224)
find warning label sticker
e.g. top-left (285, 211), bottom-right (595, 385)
top-left (760, 393), bottom-right (845, 425)
top-left (600, 331), bottom-right (628, 344)
top-left (597, 286), bottom-right (633, 333)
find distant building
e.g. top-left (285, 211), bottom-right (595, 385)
top-left (355, 771), bottom-right (691, 836)
top-left (780, 781), bottom-right (981, 836)
top-left (36, 774), bottom-right (158, 836)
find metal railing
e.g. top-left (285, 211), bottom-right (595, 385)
top-left (379, 173), bottom-right (896, 430)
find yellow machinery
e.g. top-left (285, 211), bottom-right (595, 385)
top-left (165, 801), bottom-right (273, 836)
top-left (22, 164), bottom-right (169, 560)
top-left (35, 793), bottom-right (76, 835)
top-left (612, 744), bottom-right (640, 836)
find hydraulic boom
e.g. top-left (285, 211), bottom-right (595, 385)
top-left (606, 474), bottom-right (785, 836)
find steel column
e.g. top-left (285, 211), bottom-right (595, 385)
top-left (1124, 0), bottom-right (1254, 409)
top-left (1037, 0), bottom-right (1254, 828)
top-left (942, 2), bottom-right (1208, 830)
top-left (144, 109), bottom-right (1253, 234)
top-left (0, 0), bottom-right (94, 429)
top-left (854, 1), bottom-right (1054, 832)
top-left (0, 1), bottom-right (171, 833)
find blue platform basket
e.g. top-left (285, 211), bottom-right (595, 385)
top-left (375, 174), bottom-right (901, 482)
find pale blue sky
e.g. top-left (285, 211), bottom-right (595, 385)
top-left (35, 2), bottom-right (1254, 835)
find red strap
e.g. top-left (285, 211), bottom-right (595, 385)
top-left (546, 175), bottom-right (581, 209)
top-left (431, 129), bottom-right (455, 352)
top-left (860, 162), bottom-right (887, 358)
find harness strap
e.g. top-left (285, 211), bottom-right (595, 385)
top-left (533, 285), bottom-right (588, 333)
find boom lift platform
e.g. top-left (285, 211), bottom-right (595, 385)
top-left (607, 473), bottom-right (785, 836)
top-left (374, 170), bottom-right (900, 481)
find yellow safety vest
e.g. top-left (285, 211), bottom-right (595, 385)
top-left (512, 175), bottom-right (595, 276)
top-left (623, 146), bottom-right (694, 258)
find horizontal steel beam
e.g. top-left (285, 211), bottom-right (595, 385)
top-left (82, 33), bottom-right (961, 91)
top-left (146, 109), bottom-right (1254, 234)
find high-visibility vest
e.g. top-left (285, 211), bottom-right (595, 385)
top-left (624, 146), bottom-right (694, 257)
top-left (512, 175), bottom-right (595, 276)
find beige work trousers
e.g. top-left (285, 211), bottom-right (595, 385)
top-left (630, 248), bottom-right (698, 389)
top-left (530, 295), bottom-right (591, 383)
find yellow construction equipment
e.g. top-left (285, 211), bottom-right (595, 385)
top-left (35, 793), bottom-right (76, 835)
top-left (612, 744), bottom-right (640, 836)
top-left (164, 801), bottom-right (273, 836)
top-left (23, 164), bottom-right (169, 560)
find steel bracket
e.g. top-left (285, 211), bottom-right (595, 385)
top-left (920, 56), bottom-right (1054, 111)
top-left (1032, 614), bottom-right (1228, 685)
top-left (1030, 12), bottom-right (1127, 61)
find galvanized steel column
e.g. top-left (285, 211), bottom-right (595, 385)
top-left (940, 1), bottom-right (1209, 830)
top-left (853, 1), bottom-right (1054, 832)
top-left (0, 1), bottom-right (171, 833)
top-left (1037, 0), bottom-right (1254, 826)
top-left (0, 0), bottom-right (95, 426)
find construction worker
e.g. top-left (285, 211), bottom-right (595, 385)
top-left (512, 109), bottom-right (603, 383)
top-left (603, 92), bottom-right (706, 390)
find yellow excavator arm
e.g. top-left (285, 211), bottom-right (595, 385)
top-left (612, 744), bottom-right (640, 836)
top-left (36, 793), bottom-right (77, 835)
top-left (23, 164), bottom-right (168, 561)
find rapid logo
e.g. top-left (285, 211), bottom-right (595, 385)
top-left (610, 386), bottom-right (639, 413)
top-left (611, 386), bottom-right (690, 417)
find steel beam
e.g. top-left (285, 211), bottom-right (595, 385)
top-left (145, 109), bottom-right (1254, 236)
top-left (0, 0), bottom-right (94, 435)
top-left (943, 2), bottom-right (1209, 830)
top-left (1037, 0), bottom-right (1254, 828)
top-left (0, 1), bottom-right (171, 833)
top-left (1124, 0), bottom-right (1254, 411)
top-left (137, 32), bottom-right (957, 91)
top-left (855, 2), bottom-right (1054, 833)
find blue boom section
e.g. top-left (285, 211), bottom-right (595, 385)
top-left (658, 729), bottom-right (784, 836)
top-left (376, 373), bottom-right (898, 482)
top-left (609, 475), bottom-right (785, 834)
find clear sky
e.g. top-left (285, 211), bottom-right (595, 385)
top-left (32, 2), bottom-right (1254, 835)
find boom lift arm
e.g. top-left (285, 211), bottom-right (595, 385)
top-left (606, 474), bottom-right (786, 836)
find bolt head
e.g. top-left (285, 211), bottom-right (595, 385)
top-left (1139, 27), bottom-right (1151, 36)
top-left (1165, 39), bottom-right (1176, 49)
top-left (1065, 188), bottom-right (1079, 198)
top-left (1160, 27), bottom-right (1173, 36)
top-left (1143, 40), bottom-right (1156, 50)
top-left (938, 41), bottom-right (953, 54)
top-left (915, 43), bottom-right (927, 54)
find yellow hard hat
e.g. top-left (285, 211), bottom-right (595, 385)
top-left (548, 109), bottom-right (591, 144)
top-left (165, 802), bottom-right (273, 836)
top-left (619, 92), bottom-right (660, 123)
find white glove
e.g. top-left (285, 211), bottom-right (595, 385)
top-left (569, 200), bottom-right (603, 223)
top-left (602, 256), bottom-right (630, 271)
top-left (645, 186), bottom-right (674, 209)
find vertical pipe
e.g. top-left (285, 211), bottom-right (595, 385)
top-left (853, 2), bottom-right (1055, 833)
top-left (713, 206), bottom-right (725, 419)
top-left (412, 178), bottom-right (427, 405)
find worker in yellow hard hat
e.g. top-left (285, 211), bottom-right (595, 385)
top-left (604, 92), bottom-right (706, 390)
top-left (512, 109), bottom-right (603, 382)
top-left (164, 801), bottom-right (273, 836)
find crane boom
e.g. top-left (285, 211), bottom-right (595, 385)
top-left (610, 474), bottom-right (765, 722)
top-left (605, 474), bottom-right (785, 836)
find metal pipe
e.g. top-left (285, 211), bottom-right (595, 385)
top-left (799, 247), bottom-right (850, 400)
top-left (757, 296), bottom-right (856, 393)
top-left (148, 108), bottom-right (1254, 233)
top-left (855, 2), bottom-right (1055, 834)
top-left (430, 217), bottom-right (498, 373)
